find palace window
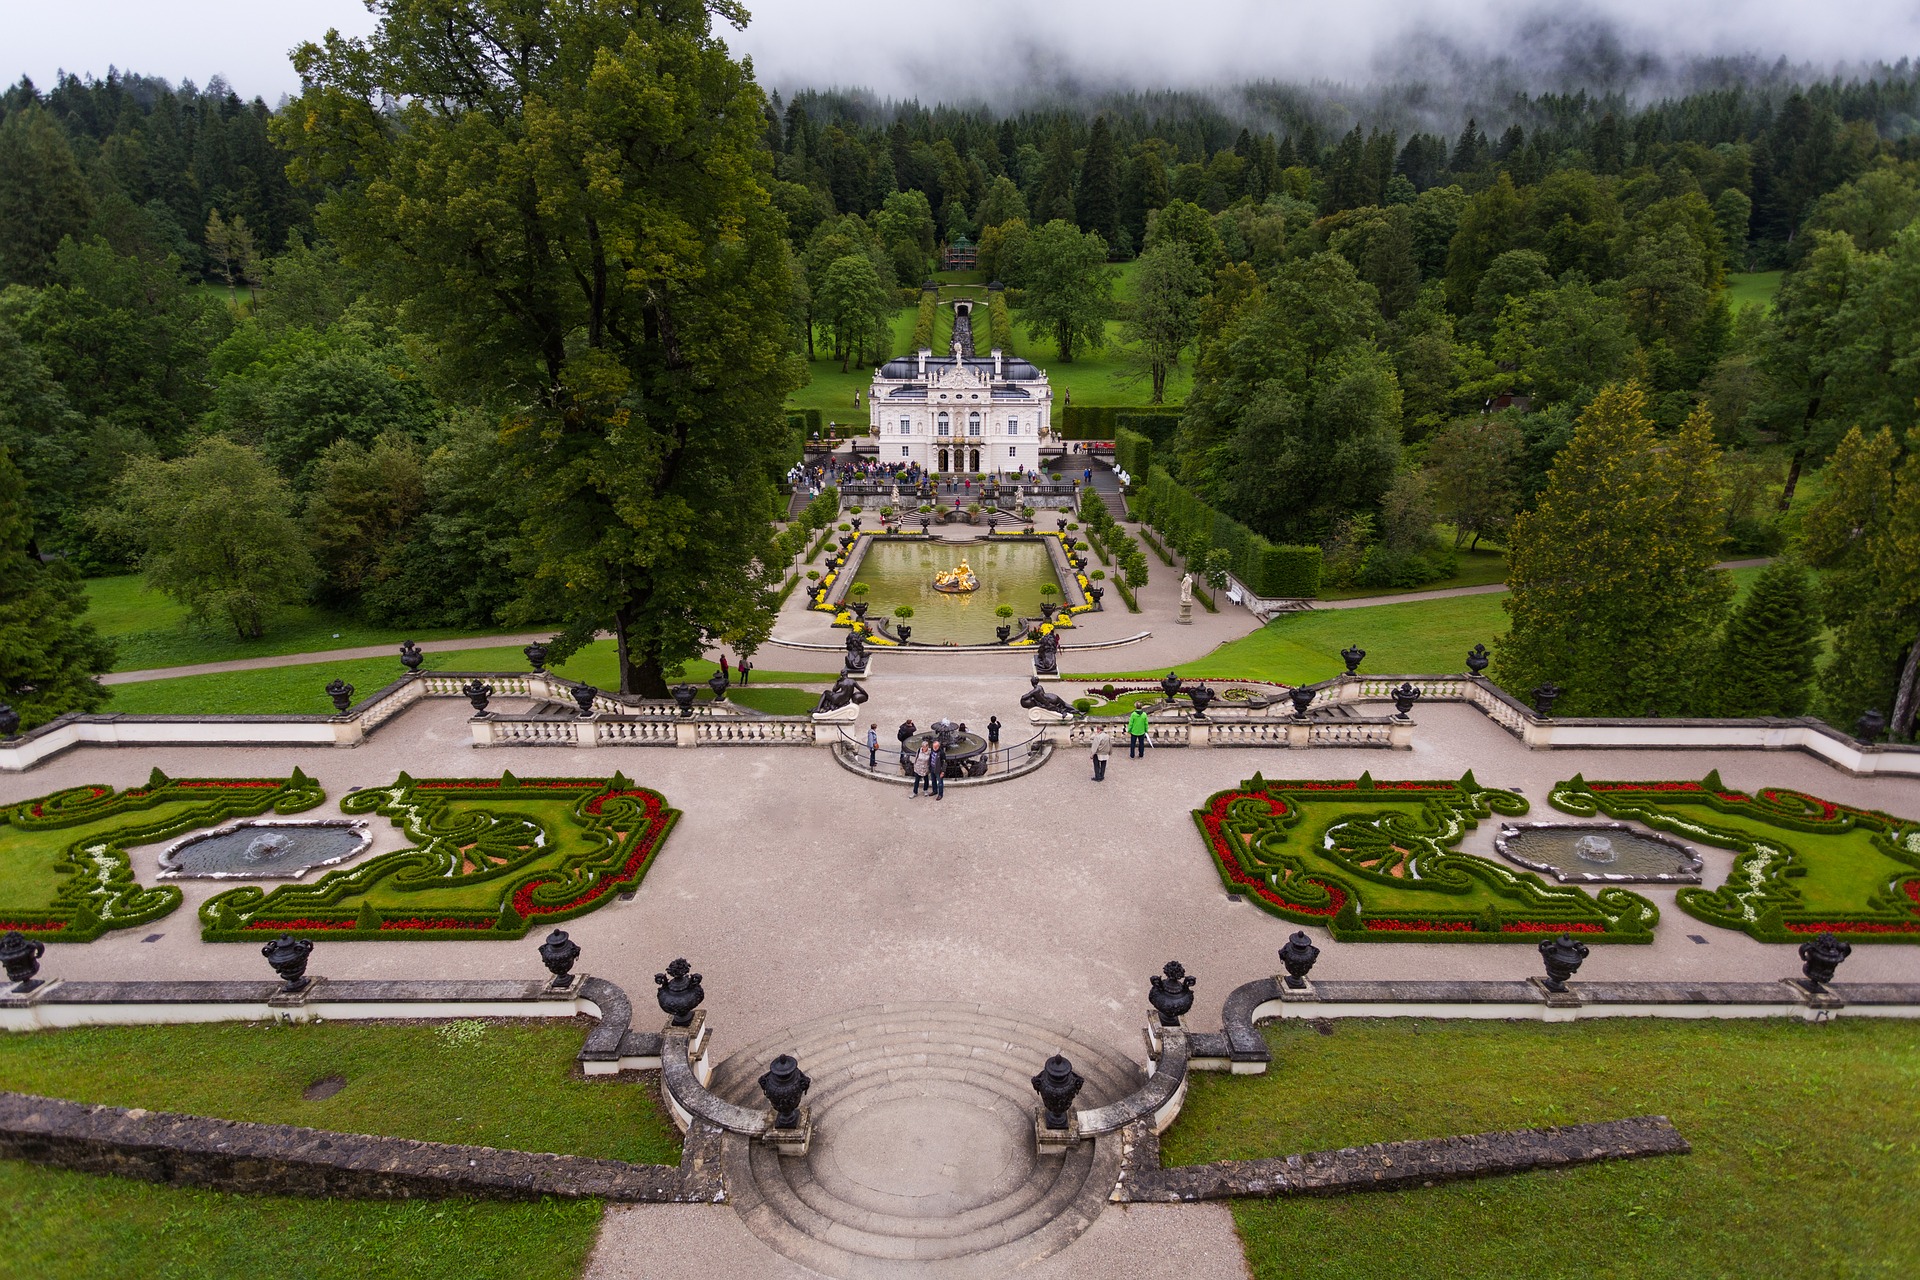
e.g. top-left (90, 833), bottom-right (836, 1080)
top-left (1007, 418), bottom-right (1019, 435)
top-left (936, 412), bottom-right (949, 434)
top-left (900, 417), bottom-right (911, 434)
top-left (968, 413), bottom-right (981, 437)
top-left (901, 446), bottom-right (911, 457)
top-left (1008, 445), bottom-right (1018, 457)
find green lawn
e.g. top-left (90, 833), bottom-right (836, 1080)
top-left (1167, 1017), bottom-right (1920, 1280)
top-left (0, 1019), bottom-right (663, 1279)
top-left (84, 576), bottom-right (530, 674)
top-left (1726, 270), bottom-right (1785, 312)
top-left (0, 1166), bottom-right (601, 1280)
top-left (104, 640), bottom-right (821, 717)
top-left (0, 1020), bottom-right (678, 1162)
top-left (1083, 566), bottom-right (1769, 685)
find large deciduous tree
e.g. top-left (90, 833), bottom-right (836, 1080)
top-left (1020, 220), bottom-right (1113, 363)
top-left (1121, 239), bottom-right (1206, 403)
top-left (1801, 425), bottom-right (1920, 740)
top-left (283, 0), bottom-right (801, 695)
top-left (0, 447), bottom-right (114, 729)
top-left (1495, 383), bottom-right (1733, 716)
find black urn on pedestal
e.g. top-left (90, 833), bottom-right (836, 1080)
top-left (262, 934), bottom-right (314, 992)
top-left (1855, 708), bottom-right (1886, 743)
top-left (707, 670), bottom-right (729, 703)
top-left (671, 684), bottom-right (698, 717)
top-left (1340, 644), bottom-right (1366, 676)
top-left (919, 516), bottom-right (931, 534)
top-left (571, 684), bottom-right (598, 717)
top-left (524, 641), bottom-right (549, 673)
top-left (325, 679), bottom-right (355, 713)
top-left (1039, 602), bottom-right (1057, 622)
top-left (996, 624), bottom-right (1012, 644)
top-left (759, 1054), bottom-right (812, 1129)
top-left (1031, 1055), bottom-right (1084, 1130)
top-left (896, 624), bottom-right (911, 643)
top-left (462, 679), bottom-right (493, 715)
top-left (850, 601), bottom-right (868, 621)
top-left (1089, 587), bottom-right (1104, 607)
top-left (0, 931), bottom-right (46, 992)
top-left (1147, 960), bottom-right (1197, 1026)
top-left (1288, 685), bottom-right (1317, 719)
top-left (1798, 932), bottom-right (1852, 989)
top-left (0, 704), bottom-right (18, 739)
top-left (1466, 643), bottom-right (1491, 676)
top-left (1187, 685), bottom-right (1215, 717)
top-left (1538, 933), bottom-right (1589, 993)
top-left (1531, 683), bottom-right (1564, 718)
top-left (850, 517), bottom-right (862, 532)
top-left (539, 929), bottom-right (581, 987)
top-left (399, 640), bottom-right (425, 673)
top-left (1057, 514), bottom-right (1069, 531)
top-left (1159, 671), bottom-right (1183, 701)
top-left (655, 958), bottom-right (705, 1026)
top-left (1390, 682), bottom-right (1422, 719)
top-left (1278, 932), bottom-right (1320, 989)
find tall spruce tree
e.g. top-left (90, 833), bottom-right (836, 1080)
top-left (1076, 116), bottom-right (1119, 243)
top-left (284, 0), bottom-right (801, 696)
top-left (1032, 125), bottom-right (1077, 225)
top-left (1712, 561), bottom-right (1822, 717)
top-left (1495, 383), bottom-right (1733, 716)
top-left (0, 446), bottom-right (114, 728)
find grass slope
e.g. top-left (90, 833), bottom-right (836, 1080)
top-left (105, 641), bottom-right (820, 717)
top-left (1167, 1017), bottom-right (1920, 1280)
top-left (1725, 270), bottom-right (1785, 313)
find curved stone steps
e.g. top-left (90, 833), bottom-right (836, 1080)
top-left (710, 1002), bottom-right (1139, 1278)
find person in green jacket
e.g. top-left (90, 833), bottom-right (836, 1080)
top-left (1126, 707), bottom-right (1150, 758)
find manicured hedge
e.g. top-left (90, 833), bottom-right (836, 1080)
top-left (988, 291), bottom-right (1014, 352)
top-left (1139, 467), bottom-right (1322, 598)
top-left (911, 290), bottom-right (938, 350)
top-left (1114, 427), bottom-right (1152, 479)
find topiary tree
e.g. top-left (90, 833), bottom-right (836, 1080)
top-left (1712, 562), bottom-right (1822, 717)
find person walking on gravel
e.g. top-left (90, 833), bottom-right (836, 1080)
top-left (866, 724), bottom-right (879, 769)
top-left (1090, 726), bottom-right (1112, 781)
top-left (1126, 707), bottom-right (1150, 758)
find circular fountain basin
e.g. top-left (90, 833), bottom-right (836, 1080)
top-left (901, 730), bottom-right (991, 778)
top-left (159, 820), bottom-right (372, 880)
top-left (1495, 822), bottom-right (1703, 884)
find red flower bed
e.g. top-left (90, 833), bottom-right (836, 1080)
top-left (1904, 881), bottom-right (1920, 907)
top-left (1299, 781), bottom-right (1358, 791)
top-left (1199, 791), bottom-right (1341, 916)
top-left (0, 920), bottom-right (65, 932)
top-left (1785, 920), bottom-right (1920, 935)
top-left (244, 918), bottom-right (356, 931)
top-left (380, 917), bottom-right (495, 932)
top-left (511, 812), bottom-right (673, 918)
top-left (1590, 782), bottom-right (1702, 793)
top-left (416, 780), bottom-right (502, 790)
top-left (178, 780), bottom-right (279, 788)
top-left (1363, 918), bottom-right (1475, 933)
top-left (1502, 920), bottom-right (1604, 933)
top-left (584, 790), bottom-right (661, 817)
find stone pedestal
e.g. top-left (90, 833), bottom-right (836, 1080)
top-left (539, 972), bottom-right (584, 1000)
top-left (760, 1106), bottom-right (813, 1157)
top-left (1033, 1110), bottom-right (1081, 1155)
top-left (1527, 977), bottom-right (1583, 1021)
top-left (674, 719), bottom-right (700, 748)
top-left (267, 981), bottom-right (318, 1010)
top-left (1178, 600), bottom-right (1193, 625)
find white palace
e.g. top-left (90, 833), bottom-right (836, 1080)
top-left (866, 298), bottom-right (1051, 476)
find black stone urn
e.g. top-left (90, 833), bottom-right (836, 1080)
top-left (524, 641), bottom-right (549, 673)
top-left (1466, 643), bottom-right (1491, 676)
top-left (707, 670), bottom-right (729, 703)
top-left (1798, 932), bottom-right (1852, 989)
top-left (462, 679), bottom-right (494, 715)
top-left (759, 1054), bottom-right (812, 1129)
top-left (399, 640), bottom-right (425, 673)
top-left (1278, 932), bottom-right (1320, 989)
top-left (1288, 684), bottom-right (1317, 718)
top-left (1531, 683), bottom-right (1563, 718)
top-left (1089, 587), bottom-right (1104, 607)
top-left (1538, 933), bottom-right (1589, 993)
top-left (539, 929), bottom-right (581, 987)
top-left (671, 684), bottom-right (698, 717)
top-left (850, 517), bottom-right (862, 531)
top-left (987, 518), bottom-right (998, 534)
top-left (1040, 602), bottom-right (1058, 621)
top-left (896, 624), bottom-right (911, 643)
top-left (850, 601), bottom-right (868, 621)
top-left (1340, 644), bottom-right (1366, 676)
top-left (0, 930), bottom-right (46, 992)
top-left (1031, 1055), bottom-right (1084, 1130)
top-left (262, 934), bottom-right (314, 992)
top-left (995, 624), bottom-right (1012, 644)
top-left (919, 516), bottom-right (931, 534)
top-left (1057, 513), bottom-right (1070, 531)
top-left (1147, 960), bottom-right (1197, 1026)
top-left (0, 703), bottom-right (18, 739)
top-left (1855, 708), bottom-right (1886, 742)
top-left (571, 683), bottom-right (598, 717)
top-left (655, 958), bottom-right (705, 1026)
top-left (1159, 671), bottom-right (1183, 701)
top-left (1187, 685), bottom-right (1215, 717)
top-left (325, 679), bottom-right (355, 713)
top-left (1390, 682), bottom-right (1422, 719)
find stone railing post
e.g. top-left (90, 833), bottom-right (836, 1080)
top-left (1389, 719), bottom-right (1415, 749)
top-left (674, 719), bottom-right (700, 748)
top-left (572, 716), bottom-right (600, 749)
top-left (1285, 721), bottom-right (1311, 748)
top-left (469, 717), bottom-right (498, 747)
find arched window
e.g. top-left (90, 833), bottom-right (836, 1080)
top-left (936, 412), bottom-right (949, 435)
top-left (968, 413), bottom-right (981, 437)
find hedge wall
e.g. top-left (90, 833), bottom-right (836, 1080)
top-left (988, 292), bottom-right (1014, 352)
top-left (912, 290), bottom-right (938, 350)
top-left (1114, 428), bottom-right (1152, 478)
top-left (1141, 466), bottom-right (1322, 598)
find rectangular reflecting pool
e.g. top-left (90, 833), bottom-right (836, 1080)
top-left (849, 539), bottom-right (1062, 644)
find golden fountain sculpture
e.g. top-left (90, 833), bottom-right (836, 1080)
top-left (932, 559), bottom-right (979, 594)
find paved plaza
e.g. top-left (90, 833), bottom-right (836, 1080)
top-left (5, 642), bottom-right (1918, 1276)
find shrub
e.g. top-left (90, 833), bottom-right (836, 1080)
top-left (894, 605), bottom-right (914, 619)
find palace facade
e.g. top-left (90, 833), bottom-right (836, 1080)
top-left (867, 303), bottom-right (1051, 475)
